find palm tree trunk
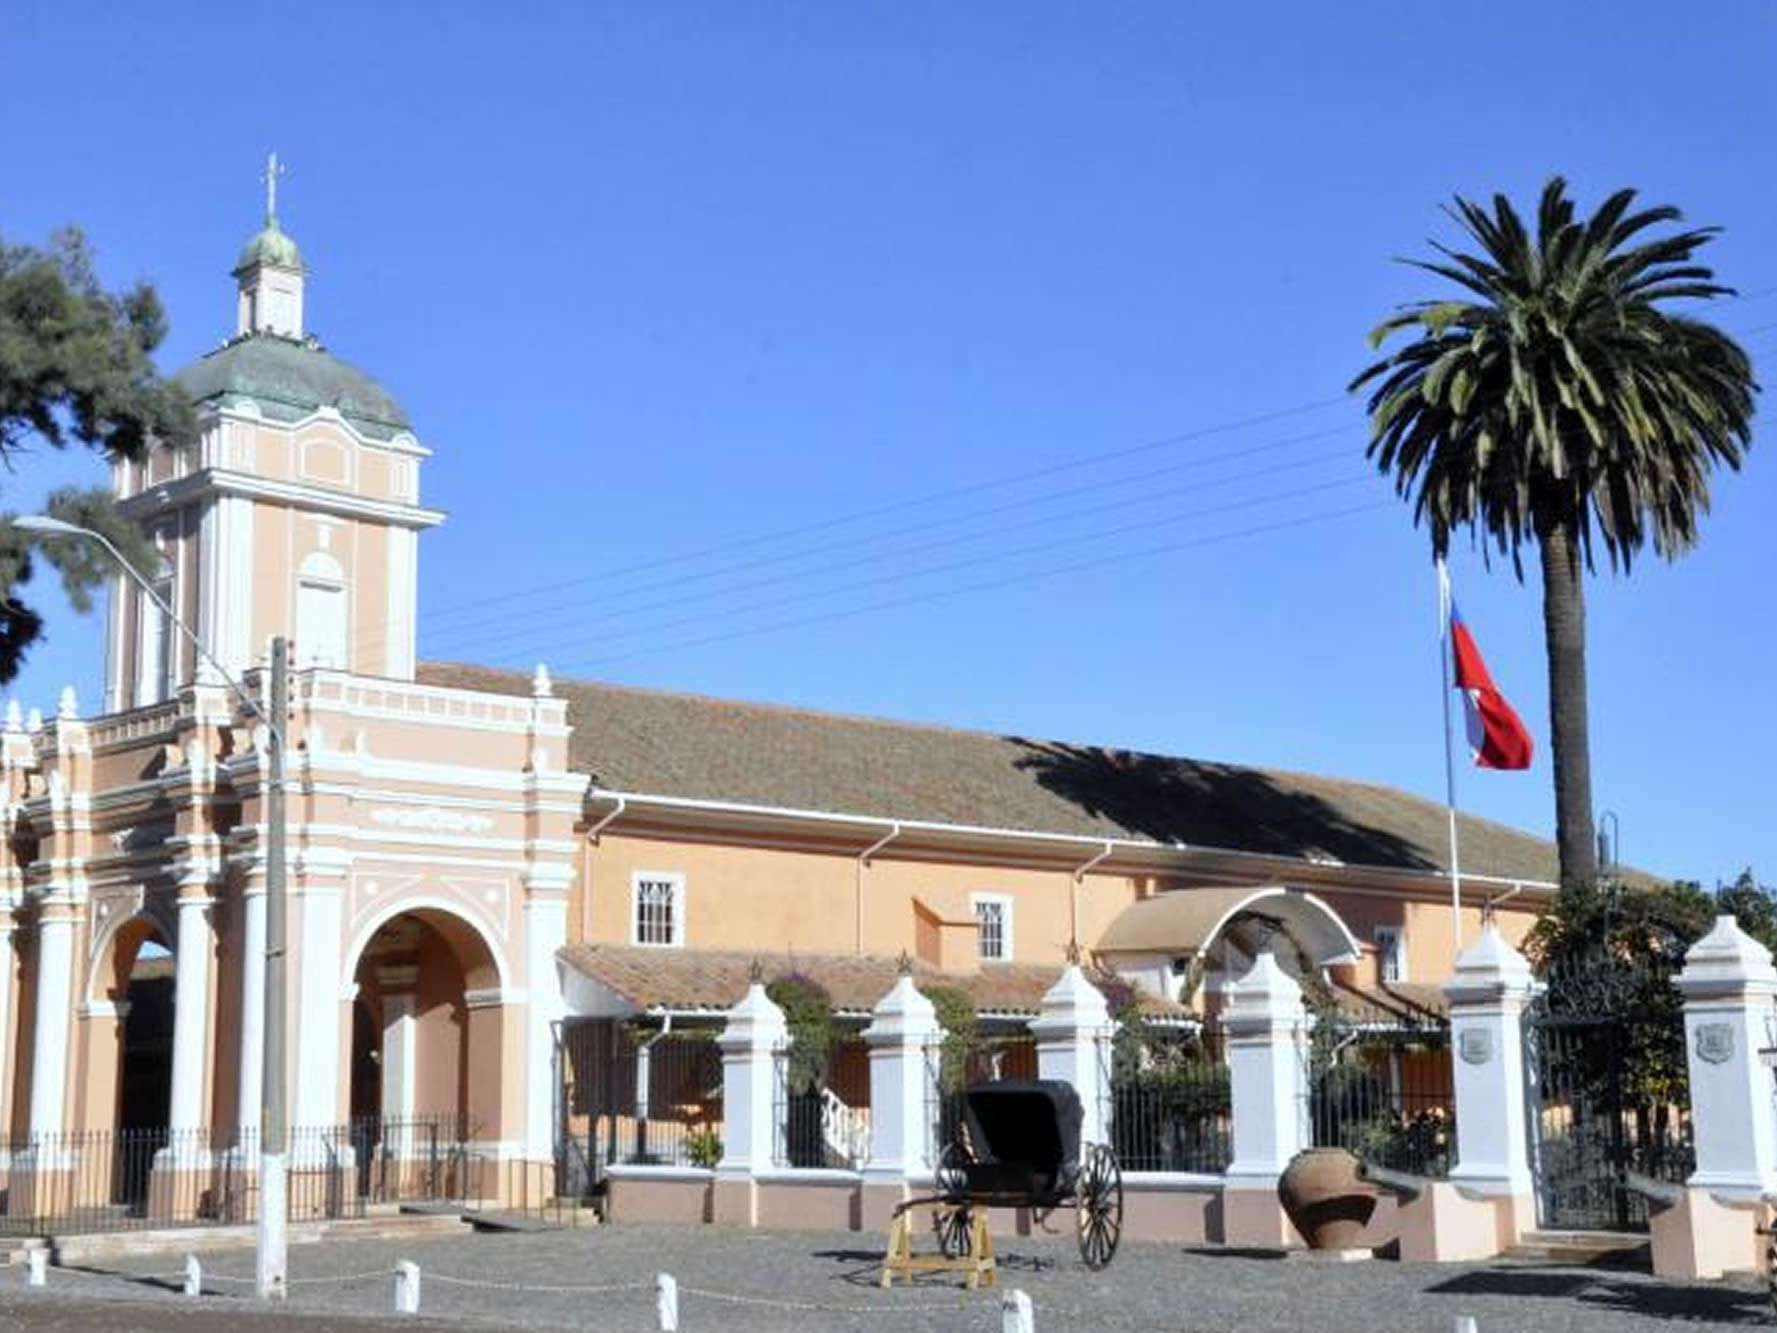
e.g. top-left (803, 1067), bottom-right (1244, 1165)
top-left (1538, 519), bottom-right (1599, 891)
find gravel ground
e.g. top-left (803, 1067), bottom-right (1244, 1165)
top-left (0, 1224), bottom-right (1768, 1332)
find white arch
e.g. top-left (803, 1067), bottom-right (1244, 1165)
top-left (339, 894), bottom-right (514, 998)
top-left (84, 903), bottom-right (173, 1006)
top-left (1097, 883), bottom-right (1363, 968)
top-left (299, 550), bottom-right (345, 582)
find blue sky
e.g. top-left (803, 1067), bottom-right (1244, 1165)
top-left (2, 3), bottom-right (1772, 886)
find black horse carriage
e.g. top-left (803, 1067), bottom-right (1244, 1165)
top-left (880, 1079), bottom-right (1124, 1286)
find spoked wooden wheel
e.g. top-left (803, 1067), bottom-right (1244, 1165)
top-left (1075, 1142), bottom-right (1123, 1270)
top-left (1763, 1227), bottom-right (1777, 1320)
top-left (934, 1140), bottom-right (974, 1259)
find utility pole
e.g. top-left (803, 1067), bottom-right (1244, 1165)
top-left (256, 636), bottom-right (289, 1300)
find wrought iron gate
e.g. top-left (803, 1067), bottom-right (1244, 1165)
top-left (1523, 953), bottom-right (1693, 1231)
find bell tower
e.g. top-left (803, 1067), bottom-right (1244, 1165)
top-left (105, 158), bottom-right (443, 711)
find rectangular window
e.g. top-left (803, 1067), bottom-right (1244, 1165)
top-left (971, 894), bottom-right (1013, 962)
top-left (633, 872), bottom-right (684, 947)
top-left (1375, 927), bottom-right (1406, 984)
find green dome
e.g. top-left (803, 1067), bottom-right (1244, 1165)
top-left (235, 218), bottom-right (303, 273)
top-left (174, 335), bottom-right (411, 441)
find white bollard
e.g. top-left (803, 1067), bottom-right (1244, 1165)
top-left (1453, 1317), bottom-right (1478, 1333)
top-left (393, 1261), bottom-right (421, 1315)
top-left (1001, 1287), bottom-right (1034, 1333)
top-left (183, 1254), bottom-right (202, 1297)
top-left (24, 1249), bottom-right (46, 1287)
top-left (656, 1272), bottom-right (679, 1331)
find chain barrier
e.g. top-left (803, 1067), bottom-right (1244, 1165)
top-left (39, 1258), bottom-right (1001, 1321)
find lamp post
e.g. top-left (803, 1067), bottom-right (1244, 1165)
top-left (11, 515), bottom-right (290, 1300)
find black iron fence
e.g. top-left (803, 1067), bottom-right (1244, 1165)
top-left (1305, 999), bottom-right (1455, 1179)
top-left (0, 1114), bottom-right (482, 1238)
top-left (556, 1020), bottom-right (725, 1189)
top-left (1107, 1020), bottom-right (1232, 1174)
top-left (773, 1034), bottom-right (870, 1170)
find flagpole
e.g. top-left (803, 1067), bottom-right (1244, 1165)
top-left (1437, 558), bottom-right (1464, 955)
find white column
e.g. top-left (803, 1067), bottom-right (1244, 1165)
top-left (236, 887), bottom-right (266, 1141)
top-left (716, 982), bottom-right (787, 1174)
top-left (1444, 925), bottom-right (1535, 1201)
top-left (291, 886), bottom-right (345, 1134)
top-left (523, 893), bottom-right (569, 1161)
top-left (1223, 949), bottom-right (1308, 1188)
top-left (862, 973), bottom-right (941, 1180)
top-left (381, 992), bottom-right (417, 1124)
top-left (167, 895), bottom-right (215, 1134)
top-left (27, 914), bottom-right (75, 1138)
top-left (1030, 964), bottom-right (1114, 1146)
top-left (1677, 915), bottom-right (1777, 1200)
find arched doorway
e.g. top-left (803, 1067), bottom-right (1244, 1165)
top-left (346, 909), bottom-right (503, 1202)
top-left (101, 917), bottom-right (176, 1207)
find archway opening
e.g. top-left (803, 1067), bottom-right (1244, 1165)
top-left (347, 909), bottom-right (503, 1200)
top-left (107, 917), bottom-right (175, 1206)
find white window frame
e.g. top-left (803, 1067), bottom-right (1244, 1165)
top-left (970, 893), bottom-right (1014, 963)
top-left (631, 871), bottom-right (685, 948)
top-left (1374, 926), bottom-right (1406, 984)
top-left (296, 550), bottom-right (349, 669)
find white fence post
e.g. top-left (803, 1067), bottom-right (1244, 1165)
top-left (1221, 948), bottom-right (1308, 1246)
top-left (1030, 965), bottom-right (1113, 1146)
top-left (1444, 925), bottom-right (1536, 1240)
top-left (1001, 1287), bottom-right (1034, 1333)
top-left (656, 1272), bottom-right (679, 1331)
top-left (863, 970), bottom-right (941, 1177)
top-left (393, 1260), bottom-right (421, 1315)
top-left (24, 1249), bottom-right (46, 1287)
top-left (183, 1254), bottom-right (202, 1297)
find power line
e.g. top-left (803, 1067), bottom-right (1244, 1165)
top-left (535, 500), bottom-right (1393, 673)
top-left (476, 474), bottom-right (1378, 667)
top-left (415, 433), bottom-right (1365, 655)
top-left (416, 393), bottom-right (1356, 627)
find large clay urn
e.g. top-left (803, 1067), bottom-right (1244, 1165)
top-left (1277, 1147), bottom-right (1377, 1250)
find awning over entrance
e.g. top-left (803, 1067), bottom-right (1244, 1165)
top-left (1095, 884), bottom-right (1363, 969)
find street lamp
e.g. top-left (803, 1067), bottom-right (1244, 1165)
top-left (11, 514), bottom-right (291, 1301)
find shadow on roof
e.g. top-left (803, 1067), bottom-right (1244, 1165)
top-left (1009, 740), bottom-right (1437, 871)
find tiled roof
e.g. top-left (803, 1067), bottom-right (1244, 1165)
top-left (420, 661), bottom-right (1561, 882)
top-left (558, 943), bottom-right (1181, 1018)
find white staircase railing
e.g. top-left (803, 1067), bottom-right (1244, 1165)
top-left (820, 1087), bottom-right (870, 1167)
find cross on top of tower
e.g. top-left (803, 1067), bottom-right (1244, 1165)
top-left (262, 151), bottom-right (285, 223)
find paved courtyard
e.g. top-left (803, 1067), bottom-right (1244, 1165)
top-left (0, 1224), bottom-right (1768, 1332)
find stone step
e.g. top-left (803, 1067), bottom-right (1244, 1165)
top-left (1502, 1230), bottom-right (1651, 1265)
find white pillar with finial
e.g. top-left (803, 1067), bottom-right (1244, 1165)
top-left (1030, 961), bottom-right (1114, 1146)
top-left (713, 972), bottom-right (787, 1227)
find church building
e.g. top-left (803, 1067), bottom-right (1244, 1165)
top-left (0, 188), bottom-right (1556, 1220)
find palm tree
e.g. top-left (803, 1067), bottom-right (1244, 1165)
top-left (1352, 179), bottom-right (1756, 891)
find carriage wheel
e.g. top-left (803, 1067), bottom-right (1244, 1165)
top-left (1076, 1143), bottom-right (1123, 1270)
top-left (934, 1140), bottom-right (974, 1259)
top-left (1765, 1227), bottom-right (1777, 1320)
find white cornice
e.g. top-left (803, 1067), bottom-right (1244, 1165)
top-left (118, 467), bottom-right (445, 530)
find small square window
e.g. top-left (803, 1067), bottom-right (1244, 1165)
top-left (632, 873), bottom-right (684, 947)
top-left (971, 894), bottom-right (1013, 962)
top-left (1374, 927), bottom-right (1406, 984)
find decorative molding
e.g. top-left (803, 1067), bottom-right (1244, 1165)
top-left (372, 806), bottom-right (495, 835)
